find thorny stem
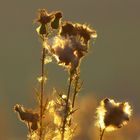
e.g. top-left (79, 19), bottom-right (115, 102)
top-left (68, 71), bottom-right (79, 126)
top-left (72, 72), bottom-right (79, 109)
top-left (61, 74), bottom-right (72, 140)
top-left (39, 37), bottom-right (46, 140)
top-left (100, 128), bottom-right (105, 140)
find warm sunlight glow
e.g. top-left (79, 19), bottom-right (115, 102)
top-left (37, 76), bottom-right (47, 83)
top-left (96, 98), bottom-right (132, 132)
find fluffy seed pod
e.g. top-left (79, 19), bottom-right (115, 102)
top-left (49, 36), bottom-right (88, 73)
top-left (96, 98), bottom-right (132, 131)
top-left (60, 22), bottom-right (97, 44)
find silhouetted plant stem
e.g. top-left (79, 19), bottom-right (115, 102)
top-left (100, 128), bottom-right (105, 140)
top-left (67, 71), bottom-right (79, 126)
top-left (39, 38), bottom-right (46, 140)
top-left (72, 72), bottom-right (79, 109)
top-left (61, 74), bottom-right (73, 140)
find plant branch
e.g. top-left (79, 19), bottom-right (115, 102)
top-left (72, 72), bottom-right (79, 109)
top-left (100, 128), bottom-right (105, 140)
top-left (39, 37), bottom-right (46, 140)
top-left (61, 74), bottom-right (72, 140)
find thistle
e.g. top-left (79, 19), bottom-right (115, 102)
top-left (60, 22), bottom-right (97, 44)
top-left (96, 98), bottom-right (132, 140)
top-left (14, 8), bottom-right (97, 140)
top-left (36, 9), bottom-right (54, 35)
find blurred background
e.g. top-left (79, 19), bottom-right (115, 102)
top-left (0, 0), bottom-right (140, 139)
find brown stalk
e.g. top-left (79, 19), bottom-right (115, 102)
top-left (72, 72), bottom-right (79, 109)
top-left (100, 128), bottom-right (105, 140)
top-left (61, 74), bottom-right (72, 140)
top-left (39, 37), bottom-right (46, 140)
top-left (69, 69), bottom-right (83, 126)
top-left (67, 71), bottom-right (79, 127)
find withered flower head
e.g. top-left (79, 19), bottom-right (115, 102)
top-left (60, 22), bottom-right (97, 44)
top-left (60, 22), bottom-right (77, 37)
top-left (96, 98), bottom-right (132, 131)
top-left (36, 9), bottom-right (54, 25)
top-left (14, 104), bottom-right (39, 131)
top-left (75, 23), bottom-right (97, 44)
top-left (51, 11), bottom-right (63, 29)
top-left (36, 9), bottom-right (54, 35)
top-left (50, 36), bottom-right (87, 73)
top-left (54, 11), bottom-right (63, 19)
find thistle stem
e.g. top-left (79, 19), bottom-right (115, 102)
top-left (100, 128), bottom-right (105, 140)
top-left (68, 72), bottom-right (79, 126)
top-left (61, 74), bottom-right (72, 140)
top-left (72, 73), bottom-right (79, 109)
top-left (39, 44), bottom-right (46, 140)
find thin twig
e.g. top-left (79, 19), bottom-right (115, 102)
top-left (34, 88), bottom-right (40, 105)
top-left (69, 70), bottom-right (82, 126)
top-left (100, 128), bottom-right (105, 140)
top-left (39, 37), bottom-right (46, 140)
top-left (68, 72), bottom-right (79, 126)
top-left (61, 74), bottom-right (72, 140)
top-left (42, 98), bottom-right (48, 116)
top-left (72, 72), bottom-right (79, 109)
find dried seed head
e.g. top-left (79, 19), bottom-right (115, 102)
top-left (35, 9), bottom-right (54, 35)
top-left (14, 104), bottom-right (39, 131)
top-left (54, 11), bottom-right (63, 19)
top-left (75, 23), bottom-right (97, 44)
top-left (36, 9), bottom-right (54, 25)
top-left (51, 11), bottom-right (63, 29)
top-left (60, 22), bottom-right (97, 44)
top-left (96, 98), bottom-right (132, 131)
top-left (50, 36), bottom-right (87, 73)
top-left (60, 22), bottom-right (77, 37)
